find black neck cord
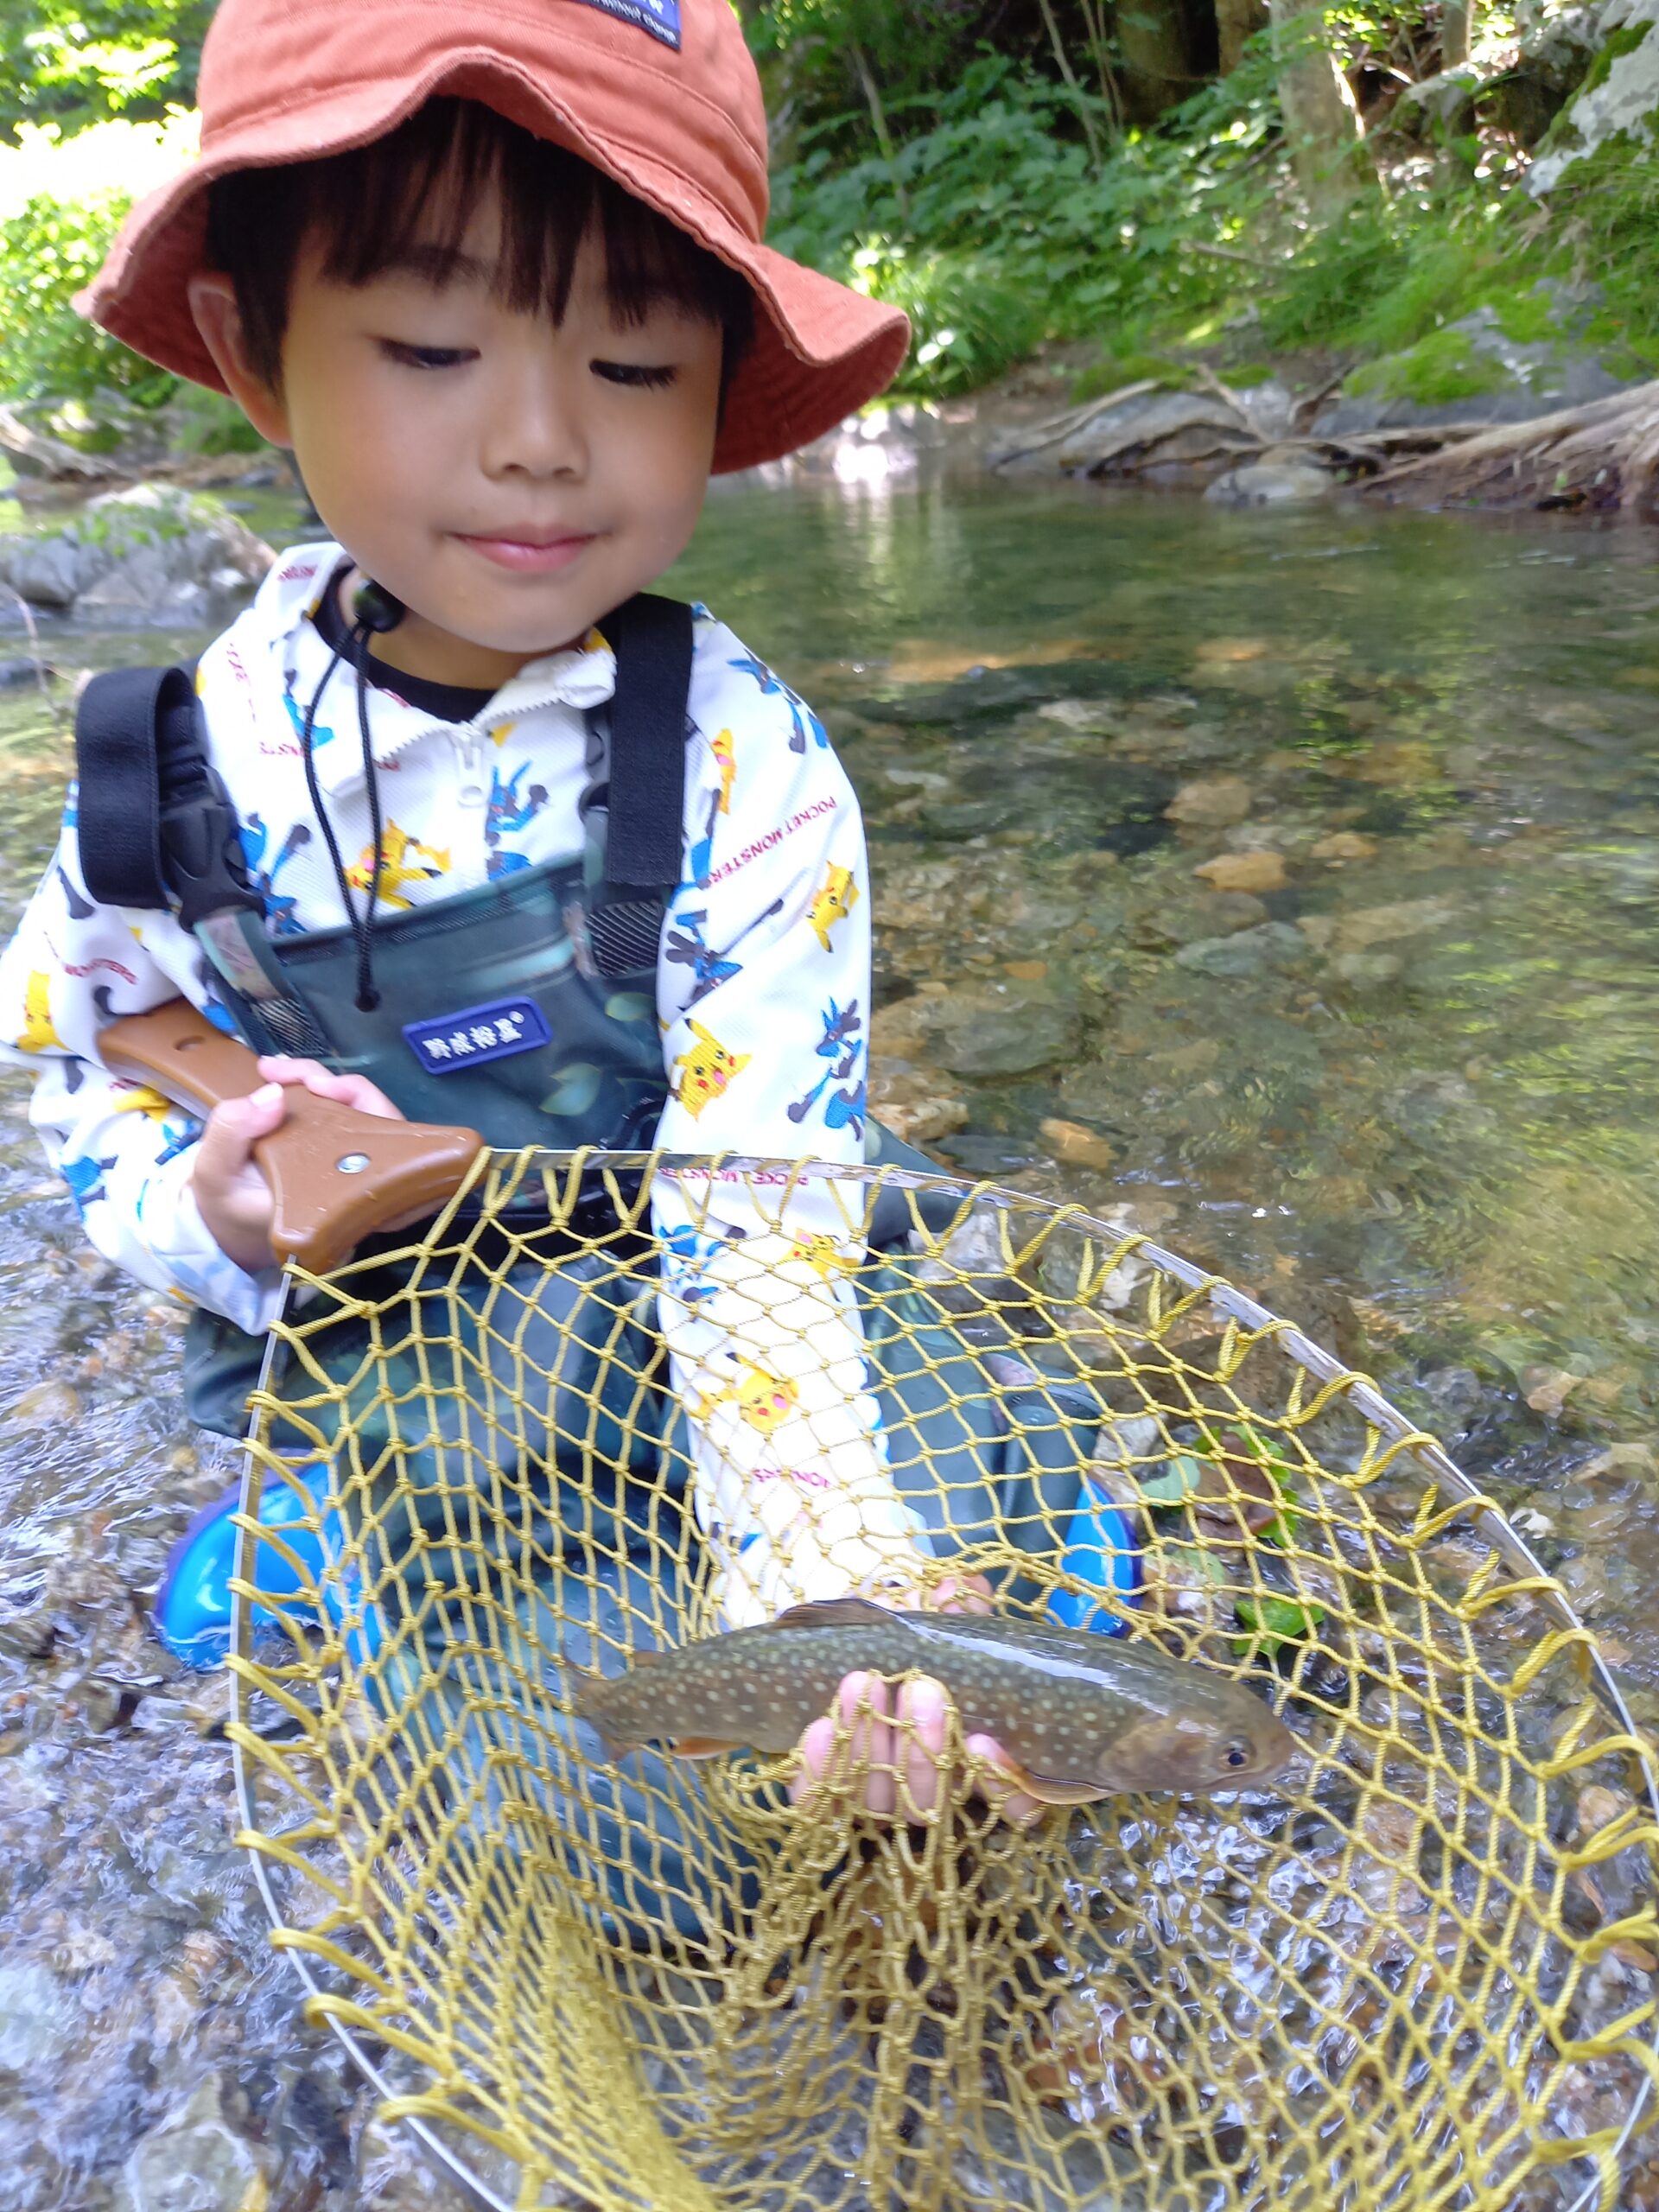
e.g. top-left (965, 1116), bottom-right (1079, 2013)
top-left (297, 623), bottom-right (384, 1013)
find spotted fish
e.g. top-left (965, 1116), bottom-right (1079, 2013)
top-left (571, 1597), bottom-right (1294, 1802)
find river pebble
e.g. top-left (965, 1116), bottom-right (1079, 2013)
top-left (1192, 850), bottom-right (1287, 893)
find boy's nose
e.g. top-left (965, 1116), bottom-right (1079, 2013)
top-left (479, 360), bottom-right (588, 482)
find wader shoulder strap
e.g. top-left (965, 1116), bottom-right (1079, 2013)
top-left (74, 662), bottom-right (260, 931)
top-left (74, 664), bottom-right (194, 910)
top-left (603, 594), bottom-right (694, 891)
top-left (73, 594), bottom-right (694, 918)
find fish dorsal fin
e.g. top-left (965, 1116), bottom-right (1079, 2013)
top-left (771, 1596), bottom-right (893, 1631)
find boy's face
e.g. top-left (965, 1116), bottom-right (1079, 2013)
top-left (192, 181), bottom-right (725, 689)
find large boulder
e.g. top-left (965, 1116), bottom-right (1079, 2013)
top-left (1319, 287), bottom-right (1645, 435)
top-left (0, 482), bottom-right (274, 626)
top-left (1528, 0), bottom-right (1659, 188)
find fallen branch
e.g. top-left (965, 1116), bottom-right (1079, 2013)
top-left (0, 404), bottom-right (111, 482)
top-left (988, 380), bottom-right (1162, 469)
top-left (0, 586), bottom-right (66, 728)
top-left (1358, 379), bottom-right (1659, 515)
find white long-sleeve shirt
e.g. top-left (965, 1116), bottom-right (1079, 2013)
top-left (0, 544), bottom-right (933, 1622)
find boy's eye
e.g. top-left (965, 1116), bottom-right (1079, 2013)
top-left (378, 340), bottom-right (476, 370)
top-left (592, 360), bottom-right (679, 390)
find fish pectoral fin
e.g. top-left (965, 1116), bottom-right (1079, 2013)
top-left (997, 1762), bottom-right (1105, 1808)
top-left (671, 1735), bottom-right (743, 1760)
top-left (771, 1596), bottom-right (893, 1631)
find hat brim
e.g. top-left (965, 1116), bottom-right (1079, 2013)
top-left (80, 59), bottom-right (910, 474)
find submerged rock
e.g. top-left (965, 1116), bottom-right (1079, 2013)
top-left (0, 1961), bottom-right (80, 2074)
top-left (1131, 889), bottom-right (1267, 950)
top-left (1166, 775), bottom-right (1253, 828)
top-left (869, 1062), bottom-right (969, 1147)
top-left (1175, 921), bottom-right (1306, 977)
top-left (115, 2077), bottom-right (274, 2212)
top-left (1329, 949), bottom-right (1404, 989)
top-left (1332, 894), bottom-right (1463, 951)
top-left (1193, 849), bottom-right (1288, 894)
top-left (1039, 1116), bottom-right (1116, 1170)
top-left (0, 483), bottom-right (273, 626)
top-left (1205, 461), bottom-right (1334, 507)
top-left (932, 988), bottom-right (1078, 1077)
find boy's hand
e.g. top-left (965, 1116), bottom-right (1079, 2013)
top-left (190, 1054), bottom-right (404, 1274)
top-left (789, 1572), bottom-right (1053, 1830)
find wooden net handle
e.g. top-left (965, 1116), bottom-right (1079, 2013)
top-left (99, 1001), bottom-right (482, 1274)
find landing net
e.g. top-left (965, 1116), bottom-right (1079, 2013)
top-left (227, 1154), bottom-right (1659, 2212)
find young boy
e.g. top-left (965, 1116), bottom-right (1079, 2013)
top-left (0, 0), bottom-right (1061, 1828)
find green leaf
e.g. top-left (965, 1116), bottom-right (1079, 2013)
top-left (539, 1064), bottom-right (602, 1119)
top-left (1138, 1452), bottom-right (1205, 1505)
top-left (1231, 1594), bottom-right (1325, 1655)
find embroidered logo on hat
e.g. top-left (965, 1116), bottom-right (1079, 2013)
top-left (570, 0), bottom-right (682, 48)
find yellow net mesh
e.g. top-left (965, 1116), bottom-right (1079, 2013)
top-left (227, 1154), bottom-right (1659, 2212)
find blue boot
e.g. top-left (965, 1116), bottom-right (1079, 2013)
top-left (1046, 1483), bottom-right (1141, 1637)
top-left (156, 1459), bottom-right (338, 1669)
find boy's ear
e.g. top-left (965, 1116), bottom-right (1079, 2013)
top-left (187, 274), bottom-right (294, 448)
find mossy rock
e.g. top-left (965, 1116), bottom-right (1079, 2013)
top-left (1343, 327), bottom-right (1515, 407)
top-left (0, 480), bottom-right (273, 620)
top-left (1578, 20), bottom-right (1653, 101)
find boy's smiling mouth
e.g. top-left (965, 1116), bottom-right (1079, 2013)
top-left (452, 528), bottom-right (600, 574)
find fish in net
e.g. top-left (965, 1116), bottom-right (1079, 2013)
top-left (217, 1147), bottom-right (1659, 2212)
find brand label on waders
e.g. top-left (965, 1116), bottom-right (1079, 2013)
top-left (404, 998), bottom-right (552, 1074)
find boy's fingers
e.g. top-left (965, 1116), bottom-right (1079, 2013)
top-left (788, 1714), bottom-right (840, 1804)
top-left (256, 1056), bottom-right (404, 1121)
top-left (897, 1675), bottom-right (949, 1819)
top-left (964, 1732), bottom-right (1045, 1828)
top-left (196, 1083), bottom-right (286, 1177)
top-left (791, 1670), bottom-right (880, 1807)
top-left (793, 1676), bottom-right (1044, 1830)
top-left (845, 1671), bottom-right (895, 1816)
top-left (928, 1571), bottom-right (995, 1617)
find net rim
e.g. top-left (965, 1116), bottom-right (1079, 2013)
top-left (226, 1146), bottom-right (1659, 2212)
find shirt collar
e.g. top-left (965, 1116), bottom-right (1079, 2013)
top-left (256, 547), bottom-right (622, 794)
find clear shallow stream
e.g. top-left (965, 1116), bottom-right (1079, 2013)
top-left (4, 475), bottom-right (1659, 2206)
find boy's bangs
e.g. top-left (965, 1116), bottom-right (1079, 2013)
top-left (319, 101), bottom-right (731, 328)
top-left (207, 99), bottom-right (753, 385)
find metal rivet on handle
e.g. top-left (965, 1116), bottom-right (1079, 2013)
top-left (336, 1154), bottom-right (371, 1174)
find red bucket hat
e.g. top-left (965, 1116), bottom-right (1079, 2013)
top-left (81, 0), bottom-right (909, 475)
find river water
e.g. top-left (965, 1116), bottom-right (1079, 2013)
top-left (3, 474), bottom-right (1659, 2207)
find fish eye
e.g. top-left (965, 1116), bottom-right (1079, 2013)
top-left (1224, 1740), bottom-right (1251, 1770)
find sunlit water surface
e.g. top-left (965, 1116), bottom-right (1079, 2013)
top-left (4, 476), bottom-right (1659, 2207)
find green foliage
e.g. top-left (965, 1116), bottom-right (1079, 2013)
top-left (168, 385), bottom-right (268, 457)
top-left (1, 0), bottom-right (212, 141)
top-left (746, 1), bottom-right (1015, 162)
top-left (1070, 346), bottom-right (1194, 400)
top-left (1550, 130), bottom-right (1659, 355)
top-left (770, 44), bottom-right (1286, 396)
top-left (0, 181), bottom-right (169, 403)
top-left (0, 115), bottom-right (194, 404)
top-left (846, 239), bottom-right (1044, 395)
top-left (1489, 285), bottom-right (1560, 345)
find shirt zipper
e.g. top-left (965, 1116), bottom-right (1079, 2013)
top-left (454, 728), bottom-right (488, 808)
